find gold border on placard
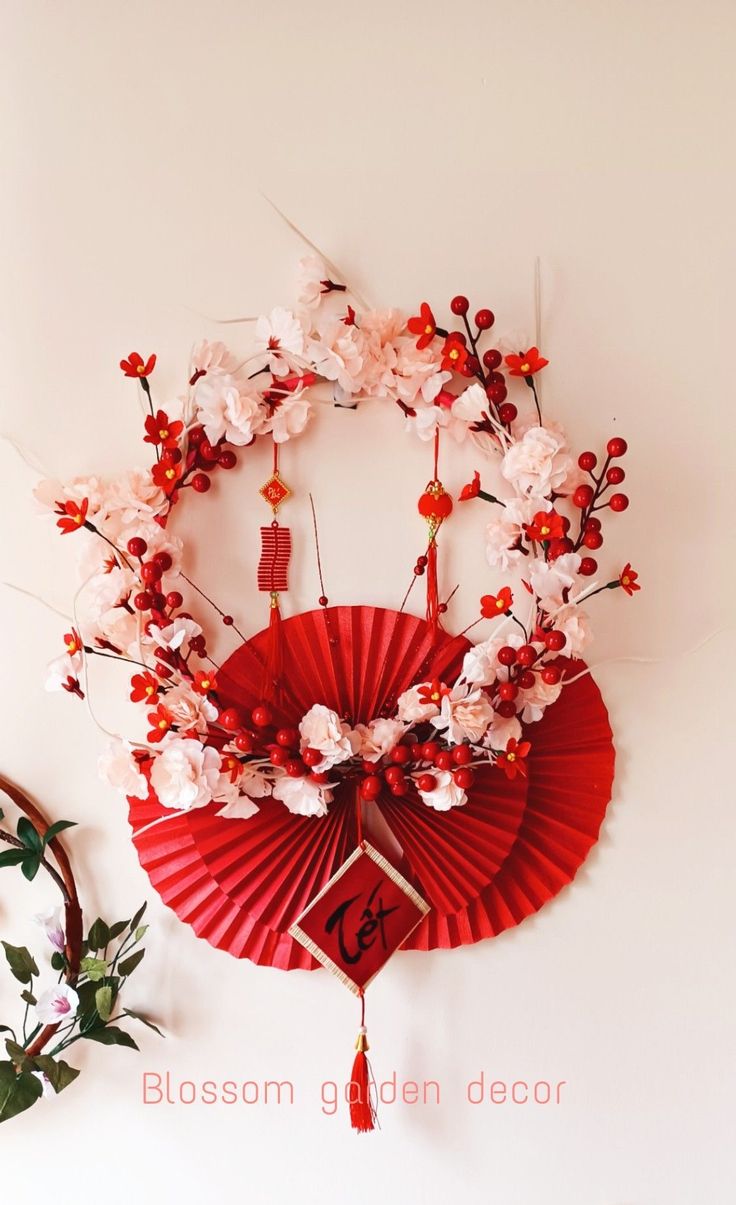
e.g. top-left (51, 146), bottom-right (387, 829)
top-left (288, 842), bottom-right (431, 996)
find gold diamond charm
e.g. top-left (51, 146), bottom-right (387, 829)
top-left (259, 471), bottom-right (291, 513)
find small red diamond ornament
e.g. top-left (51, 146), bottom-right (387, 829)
top-left (259, 471), bottom-right (291, 513)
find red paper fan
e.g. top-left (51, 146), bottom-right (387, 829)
top-left (127, 614), bottom-right (614, 969)
top-left (403, 659), bottom-right (615, 950)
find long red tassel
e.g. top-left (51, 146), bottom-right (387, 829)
top-left (261, 591), bottom-right (282, 702)
top-left (425, 534), bottom-right (439, 635)
top-left (349, 992), bottom-right (377, 1133)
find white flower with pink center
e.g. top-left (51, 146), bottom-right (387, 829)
top-left (354, 718), bottom-right (406, 763)
top-left (415, 769), bottom-right (467, 812)
top-left (298, 704), bottom-right (358, 772)
top-left (501, 425), bottom-right (573, 498)
top-left (34, 906), bottom-right (66, 953)
top-left (432, 685), bottom-right (495, 745)
top-left (150, 738), bottom-right (221, 811)
top-left (272, 774), bottom-right (335, 818)
top-left (34, 984), bottom-right (79, 1026)
top-left (255, 307), bottom-right (305, 371)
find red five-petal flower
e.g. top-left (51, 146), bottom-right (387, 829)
top-left (147, 704), bottom-right (174, 743)
top-left (120, 352), bottom-right (156, 378)
top-left (417, 679), bottom-right (450, 706)
top-left (144, 409), bottom-right (184, 449)
top-left (130, 671), bottom-right (160, 703)
top-left (152, 456), bottom-right (182, 496)
top-left (192, 669), bottom-right (217, 695)
top-left (407, 302), bottom-right (437, 350)
top-left (497, 737), bottom-right (531, 779)
top-left (523, 509), bottom-right (565, 542)
top-left (504, 347), bottom-right (549, 377)
top-left (56, 497), bottom-right (89, 535)
top-left (480, 586), bottom-right (513, 618)
top-left (459, 471), bottom-right (481, 502)
top-left (618, 563), bottom-right (640, 595)
top-left (440, 334), bottom-right (468, 373)
top-left (64, 628), bottom-right (82, 655)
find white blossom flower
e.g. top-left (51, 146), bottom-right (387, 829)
top-left (272, 774), bottom-right (334, 818)
top-left (296, 255), bottom-right (330, 310)
top-left (529, 553), bottom-right (582, 610)
top-left (150, 739), bottom-right (221, 811)
top-left (45, 652), bottom-right (82, 693)
top-left (265, 393), bottom-right (312, 444)
top-left (354, 718), bottom-right (406, 763)
top-left (255, 307), bottom-right (305, 371)
top-left (396, 685), bottom-right (441, 724)
top-left (415, 769), bottom-right (467, 812)
top-left (98, 738), bottom-right (148, 798)
top-left (161, 682), bottom-right (217, 734)
top-left (550, 602), bottom-right (592, 657)
top-left (194, 374), bottom-right (268, 447)
top-left (34, 984), bottom-right (79, 1026)
top-left (34, 906), bottom-right (65, 953)
top-left (298, 704), bottom-right (358, 772)
top-left (518, 676), bottom-right (563, 723)
top-left (216, 767), bottom-right (271, 820)
top-left (149, 617), bottom-right (202, 655)
top-left (309, 322), bottom-right (365, 395)
top-left (432, 685), bottom-right (495, 745)
top-left (483, 712), bottom-right (523, 751)
top-left (500, 425), bottom-right (573, 498)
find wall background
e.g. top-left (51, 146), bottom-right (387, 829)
top-left (1, 2), bottom-right (734, 1202)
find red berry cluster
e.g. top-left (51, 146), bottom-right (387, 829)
top-left (359, 739), bottom-right (475, 800)
top-left (571, 438), bottom-right (629, 575)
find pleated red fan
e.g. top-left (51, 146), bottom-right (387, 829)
top-left (127, 610), bottom-right (615, 968)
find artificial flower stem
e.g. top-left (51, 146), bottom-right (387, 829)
top-left (180, 573), bottom-right (247, 641)
top-left (526, 377), bottom-right (542, 425)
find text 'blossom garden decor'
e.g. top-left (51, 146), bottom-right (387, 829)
top-left (39, 255), bottom-right (638, 1129)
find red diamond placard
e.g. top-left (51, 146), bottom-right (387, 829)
top-left (289, 843), bottom-right (430, 994)
top-left (259, 472), bottom-right (291, 513)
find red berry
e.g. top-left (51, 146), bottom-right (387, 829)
top-left (483, 349), bottom-right (502, 371)
top-left (164, 590), bottom-right (183, 610)
top-left (499, 402), bottom-right (517, 424)
top-left (584, 516), bottom-right (602, 532)
top-left (140, 561), bottom-right (162, 585)
top-left (360, 775), bottom-right (382, 800)
top-left (497, 645), bottom-right (517, 667)
top-left (198, 439), bottom-right (219, 463)
top-left (606, 466), bottom-right (625, 485)
top-left (235, 732), bottom-right (254, 753)
top-left (154, 551), bottom-right (173, 573)
top-left (547, 536), bottom-right (574, 560)
top-left (302, 747), bottom-right (322, 767)
top-left (496, 700), bottom-right (517, 718)
top-left (414, 564), bottom-right (425, 576)
top-left (416, 555), bottom-right (428, 567)
top-left (486, 382), bottom-right (507, 404)
top-left (390, 779), bottom-right (408, 797)
top-left (310, 772), bottom-right (330, 785)
top-left (450, 295), bottom-right (469, 315)
top-left (434, 751), bottom-right (453, 771)
top-left (607, 437), bottom-right (628, 458)
top-left (541, 665), bottom-right (562, 685)
top-left (133, 591), bottom-right (152, 611)
top-left (155, 662), bottom-right (173, 679)
top-left (609, 493), bottom-right (629, 512)
top-left (222, 615), bottom-right (234, 626)
top-left (191, 472), bottom-right (211, 493)
top-left (420, 741), bottom-right (440, 762)
top-left (384, 765), bottom-right (405, 786)
top-left (389, 744), bottom-right (412, 765)
top-left (475, 308), bottom-right (495, 330)
top-left (417, 773), bottom-right (437, 793)
top-left (218, 449), bottom-right (237, 470)
top-left (518, 669), bottom-right (536, 690)
top-left (149, 609), bottom-right (167, 627)
top-left (318, 595), bottom-right (328, 607)
top-left (573, 484), bottom-right (595, 509)
top-left (498, 681), bottom-right (518, 702)
top-left (251, 704), bottom-right (272, 728)
top-left (285, 759), bottom-right (305, 778)
top-left (127, 537), bottom-right (147, 559)
top-left (187, 426), bottom-right (205, 447)
top-left (276, 727), bottom-right (299, 748)
top-left (150, 591), bottom-right (166, 611)
top-left (452, 744), bottom-right (473, 765)
top-left (465, 354), bottom-right (480, 376)
top-left (579, 556), bottom-right (598, 576)
top-left (269, 746), bottom-right (288, 767)
top-left (578, 451), bottom-right (597, 471)
top-left (453, 767), bottom-right (475, 790)
top-left (545, 630), bottom-right (566, 652)
top-left (218, 707), bottom-right (242, 731)
top-left (516, 645), bottom-right (538, 668)
top-left (583, 529), bottom-right (603, 550)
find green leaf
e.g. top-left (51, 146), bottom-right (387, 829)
top-left (1, 943), bottom-right (39, 984)
top-left (87, 918), bottom-right (110, 951)
top-left (80, 956), bottom-right (108, 982)
top-left (0, 1026), bottom-right (14, 1036)
top-left (0, 850), bottom-right (27, 870)
top-left (16, 817), bottom-right (42, 852)
top-left (108, 920), bottom-right (129, 941)
top-left (50, 951), bottom-right (66, 972)
top-left (4, 1040), bottom-right (31, 1071)
top-left (118, 949), bottom-right (145, 977)
top-left (123, 1008), bottom-right (164, 1038)
top-left (95, 985), bottom-right (113, 1022)
top-left (20, 990), bottom-right (36, 1006)
top-left (134, 925), bottom-right (149, 942)
top-left (41, 820), bottom-right (77, 846)
top-left (83, 1026), bottom-right (139, 1051)
top-left (32, 1054), bottom-right (80, 1094)
top-left (129, 902), bottom-right (147, 932)
top-left (21, 855), bottom-right (41, 882)
top-left (0, 1062), bottom-right (43, 1123)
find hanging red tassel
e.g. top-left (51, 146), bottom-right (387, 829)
top-left (425, 535), bottom-right (439, 632)
top-left (261, 591), bottom-right (283, 701)
top-left (349, 994), bottom-right (377, 1133)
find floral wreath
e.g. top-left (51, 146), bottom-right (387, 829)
top-left (0, 776), bottom-right (157, 1124)
top-left (40, 255), bottom-right (639, 826)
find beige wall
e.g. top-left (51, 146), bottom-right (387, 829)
top-left (1, 2), bottom-right (734, 1202)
